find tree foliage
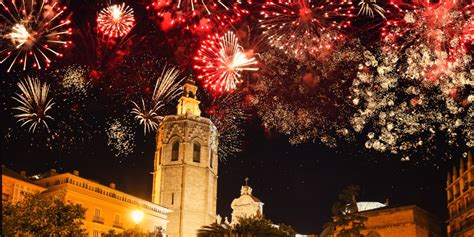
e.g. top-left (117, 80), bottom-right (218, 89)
top-left (325, 185), bottom-right (368, 237)
top-left (2, 193), bottom-right (86, 236)
top-left (198, 216), bottom-right (296, 237)
top-left (104, 227), bottom-right (164, 237)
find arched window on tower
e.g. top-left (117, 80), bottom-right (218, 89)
top-left (171, 141), bottom-right (179, 161)
top-left (193, 143), bottom-right (201, 163)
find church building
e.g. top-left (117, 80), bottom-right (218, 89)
top-left (230, 178), bottom-right (264, 225)
top-left (152, 79), bottom-right (219, 237)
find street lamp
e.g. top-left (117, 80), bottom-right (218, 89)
top-left (131, 210), bottom-right (144, 237)
top-left (131, 210), bottom-right (144, 224)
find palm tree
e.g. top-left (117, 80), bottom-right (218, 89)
top-left (324, 185), bottom-right (367, 237)
top-left (198, 216), bottom-right (295, 237)
top-left (198, 222), bottom-right (232, 237)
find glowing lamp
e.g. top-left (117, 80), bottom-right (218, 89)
top-left (131, 210), bottom-right (144, 224)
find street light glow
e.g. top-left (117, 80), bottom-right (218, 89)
top-left (131, 210), bottom-right (144, 224)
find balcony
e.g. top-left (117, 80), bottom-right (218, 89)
top-left (113, 222), bottom-right (123, 229)
top-left (92, 216), bottom-right (104, 224)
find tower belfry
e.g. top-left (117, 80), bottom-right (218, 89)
top-left (176, 79), bottom-right (201, 116)
top-left (152, 79), bottom-right (218, 237)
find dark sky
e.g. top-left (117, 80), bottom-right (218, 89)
top-left (0, 0), bottom-right (469, 235)
top-left (1, 114), bottom-right (457, 234)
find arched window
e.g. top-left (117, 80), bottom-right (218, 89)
top-left (210, 149), bottom-right (214, 168)
top-left (193, 143), bottom-right (201, 163)
top-left (171, 141), bottom-right (179, 161)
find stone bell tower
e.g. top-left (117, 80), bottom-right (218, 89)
top-left (152, 79), bottom-right (218, 237)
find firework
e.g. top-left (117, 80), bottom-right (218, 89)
top-left (129, 63), bottom-right (185, 134)
top-left (206, 92), bottom-right (247, 160)
top-left (381, 0), bottom-right (473, 63)
top-left (350, 49), bottom-right (472, 155)
top-left (131, 99), bottom-right (163, 135)
top-left (258, 0), bottom-right (356, 60)
top-left (251, 43), bottom-right (363, 146)
top-left (12, 77), bottom-right (55, 133)
top-left (147, 0), bottom-right (249, 31)
top-left (58, 65), bottom-right (89, 94)
top-left (106, 118), bottom-right (135, 158)
top-left (194, 31), bottom-right (258, 93)
top-left (152, 65), bottom-right (186, 103)
top-left (97, 3), bottom-right (135, 38)
top-left (358, 0), bottom-right (385, 19)
top-left (0, 0), bottom-right (72, 72)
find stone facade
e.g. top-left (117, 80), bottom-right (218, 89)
top-left (2, 167), bottom-right (170, 237)
top-left (324, 205), bottom-right (443, 237)
top-left (2, 166), bottom-right (46, 204)
top-left (447, 152), bottom-right (474, 237)
top-left (152, 80), bottom-right (218, 237)
top-left (358, 205), bottom-right (444, 237)
top-left (230, 181), bottom-right (264, 225)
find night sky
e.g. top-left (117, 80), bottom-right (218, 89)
top-left (1, 0), bottom-right (472, 235)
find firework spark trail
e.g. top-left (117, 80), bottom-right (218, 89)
top-left (12, 77), bottom-right (55, 133)
top-left (131, 99), bottom-right (163, 135)
top-left (357, 0), bottom-right (385, 19)
top-left (207, 92), bottom-right (247, 160)
top-left (97, 3), bottom-right (135, 38)
top-left (147, 0), bottom-right (249, 31)
top-left (194, 31), bottom-right (258, 94)
top-left (130, 64), bottom-right (186, 134)
top-left (258, 0), bottom-right (356, 60)
top-left (0, 0), bottom-right (72, 72)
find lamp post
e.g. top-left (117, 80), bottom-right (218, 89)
top-left (131, 210), bottom-right (144, 236)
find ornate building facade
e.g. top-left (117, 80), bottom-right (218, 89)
top-left (2, 166), bottom-right (46, 204)
top-left (2, 167), bottom-right (170, 237)
top-left (447, 152), bottom-right (474, 237)
top-left (152, 80), bottom-right (218, 237)
top-left (230, 178), bottom-right (264, 225)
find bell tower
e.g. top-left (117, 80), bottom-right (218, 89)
top-left (152, 79), bottom-right (218, 237)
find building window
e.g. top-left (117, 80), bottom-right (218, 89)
top-left (93, 230), bottom-right (100, 237)
top-left (171, 193), bottom-right (174, 205)
top-left (158, 148), bottom-right (162, 165)
top-left (193, 143), bottom-right (201, 163)
top-left (171, 141), bottom-right (179, 161)
top-left (95, 208), bottom-right (101, 217)
top-left (210, 149), bottom-right (214, 168)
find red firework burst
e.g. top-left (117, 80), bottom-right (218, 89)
top-left (381, 0), bottom-right (473, 57)
top-left (97, 3), bottom-right (135, 38)
top-left (258, 0), bottom-right (356, 60)
top-left (193, 31), bottom-right (258, 93)
top-left (146, 0), bottom-right (249, 31)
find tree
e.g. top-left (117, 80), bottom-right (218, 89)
top-left (325, 185), bottom-right (368, 237)
top-left (198, 222), bottom-right (232, 237)
top-left (198, 216), bottom-right (296, 237)
top-left (2, 193), bottom-right (86, 236)
top-left (104, 228), bottom-right (164, 237)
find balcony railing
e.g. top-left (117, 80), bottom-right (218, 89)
top-left (93, 216), bottom-right (104, 224)
top-left (113, 222), bottom-right (123, 229)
